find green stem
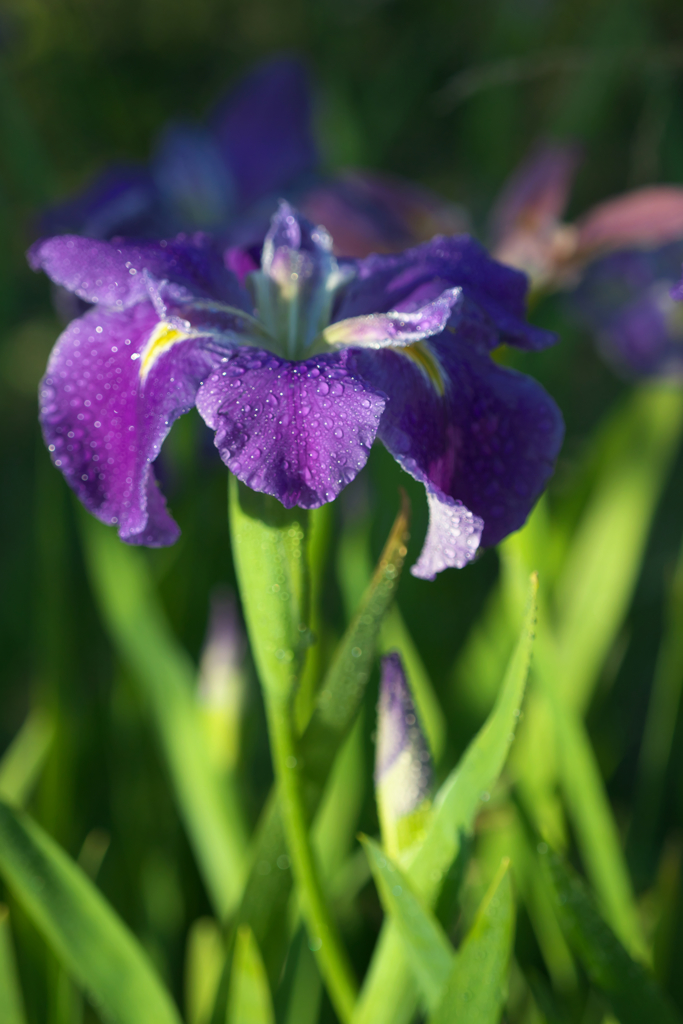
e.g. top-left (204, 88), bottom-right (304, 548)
top-left (265, 693), bottom-right (358, 1024)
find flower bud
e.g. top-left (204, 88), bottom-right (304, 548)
top-left (375, 652), bottom-right (432, 858)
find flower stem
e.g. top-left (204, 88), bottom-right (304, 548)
top-left (265, 692), bottom-right (358, 1024)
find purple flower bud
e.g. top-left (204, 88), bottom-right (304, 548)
top-left (375, 653), bottom-right (432, 855)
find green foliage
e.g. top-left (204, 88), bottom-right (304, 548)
top-left (0, 801), bottom-right (182, 1024)
top-left (429, 860), bottom-right (514, 1024)
top-left (544, 851), bottom-right (682, 1024)
top-left (81, 514), bottom-right (249, 921)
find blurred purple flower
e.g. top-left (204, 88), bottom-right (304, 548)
top-left (492, 141), bottom-right (683, 377)
top-left (572, 243), bottom-right (683, 378)
top-left (30, 203), bottom-right (563, 578)
top-left (40, 57), bottom-right (466, 263)
top-left (41, 57), bottom-right (317, 246)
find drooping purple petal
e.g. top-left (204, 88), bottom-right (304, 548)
top-left (39, 302), bottom-right (226, 544)
top-left (335, 235), bottom-right (554, 351)
top-left (322, 287), bottom-right (461, 348)
top-left (196, 347), bottom-right (386, 509)
top-left (409, 485), bottom-right (483, 581)
top-left (212, 57), bottom-right (318, 209)
top-left (350, 324), bottom-right (564, 564)
top-left (28, 233), bottom-right (249, 310)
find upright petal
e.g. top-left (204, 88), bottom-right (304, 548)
top-left (39, 303), bottom-right (225, 544)
top-left (350, 324), bottom-right (563, 576)
top-left (212, 57), bottom-right (318, 208)
top-left (196, 347), bottom-right (386, 509)
top-left (151, 123), bottom-right (237, 231)
top-left (299, 169), bottom-right (469, 258)
top-left (334, 235), bottom-right (554, 351)
top-left (28, 233), bottom-right (248, 310)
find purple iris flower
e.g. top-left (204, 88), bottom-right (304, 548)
top-left (30, 203), bottom-right (564, 579)
top-left (571, 243), bottom-right (683, 378)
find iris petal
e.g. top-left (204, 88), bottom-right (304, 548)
top-left (196, 347), bottom-right (386, 509)
top-left (39, 302), bottom-right (224, 544)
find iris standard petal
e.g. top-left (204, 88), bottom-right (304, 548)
top-left (39, 302), bottom-right (225, 544)
top-left (335, 235), bottom-right (555, 351)
top-left (212, 57), bottom-right (318, 208)
top-left (28, 233), bottom-right (248, 310)
top-left (351, 326), bottom-right (563, 561)
top-left (196, 347), bottom-right (386, 509)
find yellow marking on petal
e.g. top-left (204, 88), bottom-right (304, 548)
top-left (399, 341), bottom-right (446, 396)
top-left (139, 321), bottom-right (197, 382)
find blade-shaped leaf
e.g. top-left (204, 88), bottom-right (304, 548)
top-left (410, 572), bottom-right (537, 899)
top-left (543, 850), bottom-right (681, 1024)
top-left (361, 837), bottom-right (453, 1012)
top-left (554, 385), bottom-right (683, 715)
top-left (81, 515), bottom-right (249, 920)
top-left (0, 708), bottom-right (54, 807)
top-left (430, 859), bottom-right (514, 1024)
top-left (0, 801), bottom-right (182, 1024)
top-left (227, 925), bottom-right (275, 1024)
top-left (0, 905), bottom-right (27, 1024)
top-left (352, 574), bottom-right (536, 1024)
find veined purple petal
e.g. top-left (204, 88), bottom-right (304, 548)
top-left (335, 235), bottom-right (554, 351)
top-left (350, 325), bottom-right (563, 567)
top-left (375, 652), bottom-right (432, 817)
top-left (322, 287), bottom-right (461, 349)
top-left (196, 348), bottom-right (386, 509)
top-left (212, 57), bottom-right (318, 209)
top-left (28, 233), bottom-right (249, 310)
top-left (39, 302), bottom-right (225, 544)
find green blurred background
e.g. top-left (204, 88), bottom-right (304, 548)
top-left (3, 0), bottom-right (683, 1020)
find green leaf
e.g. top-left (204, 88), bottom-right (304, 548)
top-left (0, 708), bottom-right (54, 806)
top-left (81, 514), bottom-right (249, 921)
top-left (352, 573), bottom-right (536, 1024)
top-left (227, 926), bottom-right (275, 1024)
top-left (555, 704), bottom-right (646, 960)
top-left (0, 801), bottom-right (182, 1024)
top-left (185, 917), bottom-right (225, 1024)
top-left (280, 930), bottom-right (323, 1024)
top-left (543, 851), bottom-right (681, 1024)
top-left (361, 836), bottom-right (454, 1012)
top-left (554, 385), bottom-right (683, 715)
top-left (229, 477), bottom-right (310, 702)
top-left (335, 510), bottom-right (446, 760)
top-left (0, 905), bottom-right (27, 1024)
top-left (429, 859), bottom-right (515, 1024)
top-left (410, 572), bottom-right (537, 900)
